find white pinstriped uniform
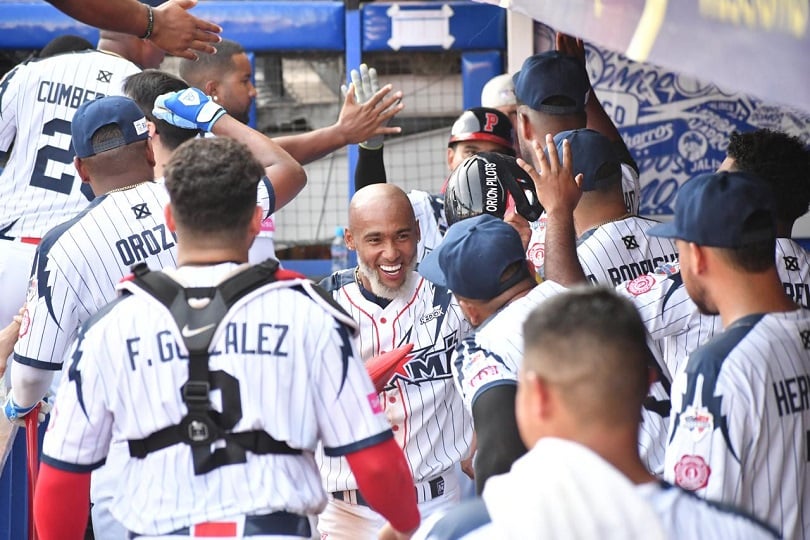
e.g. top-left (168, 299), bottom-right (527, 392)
top-left (42, 263), bottom-right (389, 535)
top-left (317, 270), bottom-right (473, 532)
top-left (619, 238), bottom-right (810, 379)
top-left (450, 278), bottom-right (665, 474)
top-left (664, 308), bottom-right (810, 539)
top-left (0, 50), bottom-right (141, 238)
top-left (452, 280), bottom-right (566, 413)
top-left (577, 215), bottom-right (679, 286)
top-left (526, 162), bottom-right (640, 273)
top-left (0, 50), bottom-right (141, 329)
top-left (14, 182), bottom-right (176, 372)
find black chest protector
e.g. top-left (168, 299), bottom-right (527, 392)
top-left (125, 260), bottom-right (302, 475)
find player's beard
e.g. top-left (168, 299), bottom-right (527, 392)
top-left (358, 257), bottom-right (418, 300)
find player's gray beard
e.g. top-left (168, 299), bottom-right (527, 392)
top-left (358, 257), bottom-right (418, 300)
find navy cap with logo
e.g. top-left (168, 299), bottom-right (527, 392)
top-left (448, 107), bottom-right (514, 155)
top-left (141, 0), bottom-right (168, 6)
top-left (418, 214), bottom-right (533, 300)
top-left (550, 128), bottom-right (621, 191)
top-left (512, 51), bottom-right (590, 115)
top-left (648, 171), bottom-right (776, 248)
top-left (444, 152), bottom-right (543, 226)
top-left (72, 96), bottom-right (150, 158)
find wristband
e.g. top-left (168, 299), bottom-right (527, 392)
top-left (140, 5), bottom-right (155, 40)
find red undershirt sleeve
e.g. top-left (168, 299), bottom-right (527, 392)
top-left (34, 463), bottom-right (91, 540)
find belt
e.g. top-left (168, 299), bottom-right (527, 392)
top-left (331, 475), bottom-right (445, 507)
top-left (127, 511), bottom-right (311, 538)
top-left (0, 236), bottom-right (40, 245)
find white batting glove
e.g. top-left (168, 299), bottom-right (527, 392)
top-left (343, 64), bottom-right (385, 150)
top-left (153, 87), bottom-right (227, 132)
top-left (2, 391), bottom-right (52, 427)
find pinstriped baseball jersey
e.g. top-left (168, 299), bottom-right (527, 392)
top-left (13, 182), bottom-right (176, 373)
top-left (620, 238), bottom-right (810, 379)
top-left (664, 309), bottom-right (810, 539)
top-left (318, 270), bottom-right (473, 491)
top-left (408, 190), bottom-right (446, 263)
top-left (526, 162), bottom-right (641, 273)
top-left (577, 215), bottom-right (679, 286)
top-left (0, 50), bottom-right (141, 238)
top-left (451, 280), bottom-right (567, 412)
top-left (42, 263), bottom-right (390, 535)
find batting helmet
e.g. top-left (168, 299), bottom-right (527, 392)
top-left (444, 152), bottom-right (543, 226)
top-left (447, 107), bottom-right (514, 155)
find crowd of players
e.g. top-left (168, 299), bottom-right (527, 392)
top-left (1, 2), bottom-right (809, 539)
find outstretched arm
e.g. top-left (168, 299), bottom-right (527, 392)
top-left (154, 88), bottom-right (307, 211)
top-left (46, 0), bottom-right (222, 61)
top-left (273, 75), bottom-right (403, 166)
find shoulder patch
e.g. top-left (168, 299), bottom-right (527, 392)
top-left (626, 274), bottom-right (655, 296)
top-left (673, 454), bottom-right (711, 491)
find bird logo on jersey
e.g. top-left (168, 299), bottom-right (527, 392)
top-left (383, 332), bottom-right (458, 390)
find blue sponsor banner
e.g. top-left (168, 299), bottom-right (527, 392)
top-left (363, 1), bottom-right (506, 52)
top-left (532, 23), bottom-right (810, 219)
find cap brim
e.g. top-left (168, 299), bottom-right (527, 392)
top-left (417, 249), bottom-right (448, 288)
top-left (647, 221), bottom-right (680, 239)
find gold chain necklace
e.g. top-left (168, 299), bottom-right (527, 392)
top-left (106, 181), bottom-right (151, 195)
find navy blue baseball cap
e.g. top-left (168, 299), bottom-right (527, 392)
top-left (512, 51), bottom-right (590, 115)
top-left (418, 214), bottom-right (532, 300)
top-left (550, 128), bottom-right (621, 191)
top-left (648, 171), bottom-right (776, 248)
top-left (72, 96), bottom-right (150, 158)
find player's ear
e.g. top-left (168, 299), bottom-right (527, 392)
top-left (516, 107), bottom-right (534, 145)
top-left (146, 120), bottom-right (158, 138)
top-left (249, 206), bottom-right (263, 238)
top-left (203, 80), bottom-right (217, 100)
top-left (73, 157), bottom-right (90, 184)
top-left (164, 204), bottom-right (176, 232)
top-left (344, 228), bottom-right (355, 251)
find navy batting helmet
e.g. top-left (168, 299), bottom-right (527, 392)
top-left (447, 107), bottom-right (514, 155)
top-left (444, 152), bottom-right (543, 226)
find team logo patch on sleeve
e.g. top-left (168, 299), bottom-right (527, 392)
top-left (680, 404), bottom-right (714, 441)
top-left (367, 393), bottom-right (383, 414)
top-left (625, 274), bottom-right (655, 296)
top-left (527, 242), bottom-right (545, 268)
top-left (674, 455), bottom-right (711, 491)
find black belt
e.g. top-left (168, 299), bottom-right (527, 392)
top-left (127, 511), bottom-right (311, 538)
top-left (331, 475), bottom-right (445, 507)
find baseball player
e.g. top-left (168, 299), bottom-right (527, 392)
top-left (179, 45), bottom-right (404, 263)
top-left (44, 0), bottom-right (221, 60)
top-left (418, 287), bottom-right (778, 540)
top-left (648, 171), bottom-right (810, 539)
top-left (617, 128), bottom-right (810, 380)
top-left (5, 95), bottom-right (175, 539)
top-left (418, 214), bottom-right (567, 492)
top-left (317, 183), bottom-right (472, 539)
top-left (0, 25), bottom-right (165, 336)
top-left (33, 136), bottom-right (421, 540)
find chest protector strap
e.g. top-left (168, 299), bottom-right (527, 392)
top-left (126, 259), bottom-right (302, 473)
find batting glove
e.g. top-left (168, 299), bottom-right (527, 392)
top-left (2, 392), bottom-right (52, 427)
top-left (343, 64), bottom-right (386, 150)
top-left (153, 87), bottom-right (227, 132)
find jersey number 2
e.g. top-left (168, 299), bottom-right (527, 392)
top-left (30, 119), bottom-right (93, 200)
top-left (191, 370), bottom-right (245, 475)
